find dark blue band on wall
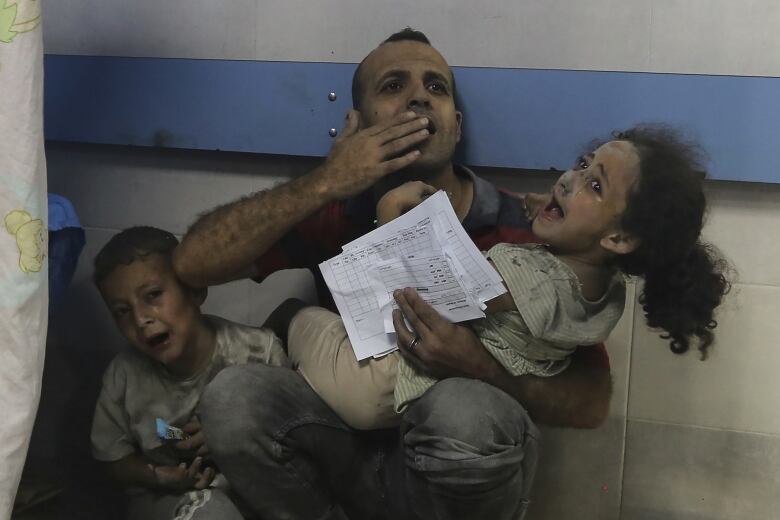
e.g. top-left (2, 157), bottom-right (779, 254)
top-left (44, 55), bottom-right (780, 183)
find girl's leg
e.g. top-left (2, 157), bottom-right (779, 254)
top-left (287, 306), bottom-right (400, 430)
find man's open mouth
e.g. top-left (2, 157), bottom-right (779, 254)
top-left (426, 120), bottom-right (437, 135)
top-left (147, 332), bottom-right (171, 348)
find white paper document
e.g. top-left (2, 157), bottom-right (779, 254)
top-left (319, 191), bottom-right (506, 360)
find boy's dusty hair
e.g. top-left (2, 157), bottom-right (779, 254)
top-left (94, 226), bottom-right (179, 287)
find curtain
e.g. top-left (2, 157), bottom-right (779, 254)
top-left (0, 1), bottom-right (48, 517)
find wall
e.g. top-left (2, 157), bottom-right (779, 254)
top-left (39, 0), bottom-right (780, 183)
top-left (31, 0), bottom-right (780, 518)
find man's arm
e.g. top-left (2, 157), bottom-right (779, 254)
top-left (173, 110), bottom-right (431, 288)
top-left (478, 348), bottom-right (611, 428)
top-left (392, 288), bottom-right (611, 428)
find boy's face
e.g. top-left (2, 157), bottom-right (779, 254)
top-left (100, 254), bottom-right (204, 369)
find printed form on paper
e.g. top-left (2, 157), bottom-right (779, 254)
top-left (319, 191), bottom-right (506, 360)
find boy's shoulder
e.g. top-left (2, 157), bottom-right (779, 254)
top-left (99, 346), bottom-right (160, 396)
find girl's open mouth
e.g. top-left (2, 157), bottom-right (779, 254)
top-left (540, 197), bottom-right (564, 220)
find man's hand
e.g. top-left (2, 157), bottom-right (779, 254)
top-left (148, 457), bottom-right (215, 492)
top-left (316, 110), bottom-right (431, 202)
top-left (504, 191), bottom-right (549, 222)
top-left (524, 192), bottom-right (549, 221)
top-left (376, 181), bottom-right (438, 226)
top-left (391, 287), bottom-right (498, 380)
top-left (173, 418), bottom-right (209, 458)
top-left (392, 287), bottom-right (611, 428)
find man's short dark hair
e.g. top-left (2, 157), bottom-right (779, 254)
top-left (351, 28), bottom-right (434, 110)
top-left (94, 226), bottom-right (179, 286)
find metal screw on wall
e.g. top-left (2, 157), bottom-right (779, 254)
top-left (328, 92), bottom-right (338, 136)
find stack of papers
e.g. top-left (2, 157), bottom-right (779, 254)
top-left (319, 191), bottom-right (506, 360)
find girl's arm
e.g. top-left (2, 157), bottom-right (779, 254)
top-left (483, 259), bottom-right (516, 313)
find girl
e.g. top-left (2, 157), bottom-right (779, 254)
top-left (272, 125), bottom-right (730, 429)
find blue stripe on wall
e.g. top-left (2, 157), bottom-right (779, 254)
top-left (44, 55), bottom-right (779, 183)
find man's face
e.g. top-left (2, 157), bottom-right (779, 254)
top-left (357, 41), bottom-right (462, 173)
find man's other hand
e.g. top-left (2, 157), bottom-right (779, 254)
top-left (505, 191), bottom-right (549, 222)
top-left (376, 181), bottom-right (437, 226)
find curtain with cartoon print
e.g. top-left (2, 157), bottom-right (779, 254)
top-left (0, 1), bottom-right (48, 517)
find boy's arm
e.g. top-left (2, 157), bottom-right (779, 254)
top-left (104, 454), bottom-right (159, 488)
top-left (104, 454), bottom-right (215, 491)
top-left (392, 288), bottom-right (611, 428)
top-left (174, 111), bottom-right (430, 288)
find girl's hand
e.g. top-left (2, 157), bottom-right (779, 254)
top-left (376, 181), bottom-right (437, 226)
top-left (148, 457), bottom-right (215, 491)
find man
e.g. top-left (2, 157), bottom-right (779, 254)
top-left (174, 29), bottom-right (611, 520)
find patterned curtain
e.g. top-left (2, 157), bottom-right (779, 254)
top-left (0, 1), bottom-right (48, 517)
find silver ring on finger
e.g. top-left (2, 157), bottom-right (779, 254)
top-left (408, 334), bottom-right (421, 351)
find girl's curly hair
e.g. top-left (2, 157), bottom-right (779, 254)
top-left (611, 125), bottom-right (730, 358)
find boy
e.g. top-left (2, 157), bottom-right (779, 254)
top-left (90, 226), bottom-right (289, 519)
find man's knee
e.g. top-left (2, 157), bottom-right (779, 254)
top-left (200, 364), bottom-right (298, 450)
top-left (200, 364), bottom-right (347, 449)
top-left (400, 378), bottom-right (539, 497)
top-left (403, 378), bottom-right (539, 459)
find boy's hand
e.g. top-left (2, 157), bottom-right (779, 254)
top-left (173, 418), bottom-right (209, 457)
top-left (148, 457), bottom-right (215, 491)
top-left (376, 181), bottom-right (438, 226)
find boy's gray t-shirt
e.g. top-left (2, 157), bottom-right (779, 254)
top-left (91, 315), bottom-right (289, 465)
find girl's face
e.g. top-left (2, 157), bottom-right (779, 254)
top-left (532, 140), bottom-right (640, 257)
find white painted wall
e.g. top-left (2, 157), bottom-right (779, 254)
top-left (42, 0), bottom-right (780, 76)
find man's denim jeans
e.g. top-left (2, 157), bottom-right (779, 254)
top-left (200, 364), bottom-right (539, 520)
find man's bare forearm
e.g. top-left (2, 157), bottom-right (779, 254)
top-left (481, 350), bottom-right (612, 428)
top-left (174, 111), bottom-right (430, 288)
top-left (174, 167), bottom-right (332, 288)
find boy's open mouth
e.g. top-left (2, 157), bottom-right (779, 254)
top-left (426, 120), bottom-right (437, 135)
top-left (147, 332), bottom-right (171, 348)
